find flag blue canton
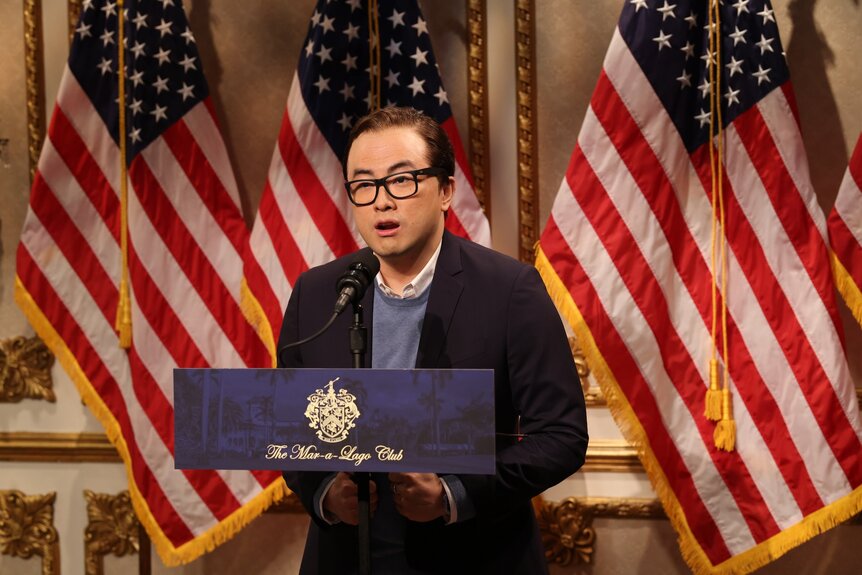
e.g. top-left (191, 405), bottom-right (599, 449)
top-left (296, 0), bottom-right (453, 161)
top-left (619, 0), bottom-right (789, 152)
top-left (69, 0), bottom-right (208, 160)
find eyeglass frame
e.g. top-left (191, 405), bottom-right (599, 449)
top-left (344, 167), bottom-right (450, 206)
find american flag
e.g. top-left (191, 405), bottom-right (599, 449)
top-left (244, 0), bottom-right (491, 343)
top-left (536, 1), bottom-right (862, 573)
top-left (829, 132), bottom-right (862, 328)
top-left (15, 0), bottom-right (283, 564)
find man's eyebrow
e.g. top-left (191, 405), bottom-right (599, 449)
top-left (350, 160), bottom-right (417, 178)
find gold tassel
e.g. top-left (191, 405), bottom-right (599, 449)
top-left (714, 388), bottom-right (735, 451)
top-left (114, 0), bottom-right (131, 349)
top-left (116, 278), bottom-right (132, 348)
top-left (704, 359), bottom-right (722, 421)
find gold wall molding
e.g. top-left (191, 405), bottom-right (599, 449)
top-left (0, 489), bottom-right (59, 575)
top-left (467, 0), bottom-right (490, 217)
top-left (0, 335), bottom-right (55, 403)
top-left (0, 432), bottom-right (646, 473)
top-left (515, 0), bottom-right (538, 263)
top-left (568, 336), bottom-right (608, 407)
top-left (84, 490), bottom-right (139, 575)
top-left (24, 0), bottom-right (46, 183)
top-left (0, 432), bottom-right (119, 462)
top-left (69, 0), bottom-right (83, 45)
top-left (537, 496), bottom-right (664, 566)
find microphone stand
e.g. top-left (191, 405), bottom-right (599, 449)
top-left (349, 301), bottom-right (372, 575)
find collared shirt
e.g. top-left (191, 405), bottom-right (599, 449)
top-left (375, 238), bottom-right (442, 299)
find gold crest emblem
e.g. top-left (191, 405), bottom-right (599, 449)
top-left (305, 377), bottom-right (360, 443)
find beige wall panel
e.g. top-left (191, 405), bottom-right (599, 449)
top-left (0, 0), bottom-right (33, 339)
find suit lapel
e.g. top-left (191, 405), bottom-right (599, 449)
top-left (415, 232), bottom-right (463, 368)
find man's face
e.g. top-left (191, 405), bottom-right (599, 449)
top-left (346, 126), bottom-right (453, 268)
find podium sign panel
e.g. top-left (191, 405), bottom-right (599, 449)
top-left (174, 368), bottom-right (495, 474)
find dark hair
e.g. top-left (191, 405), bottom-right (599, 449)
top-left (341, 107), bottom-right (455, 183)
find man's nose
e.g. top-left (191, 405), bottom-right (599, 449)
top-left (373, 184), bottom-right (396, 210)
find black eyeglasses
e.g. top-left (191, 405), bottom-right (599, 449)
top-left (344, 167), bottom-right (448, 206)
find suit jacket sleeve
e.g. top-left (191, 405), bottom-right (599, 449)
top-left (459, 264), bottom-right (588, 522)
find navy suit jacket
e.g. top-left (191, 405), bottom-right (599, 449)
top-left (278, 231), bottom-right (588, 574)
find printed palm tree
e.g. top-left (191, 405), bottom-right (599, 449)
top-left (415, 370), bottom-right (453, 455)
top-left (456, 395), bottom-right (494, 453)
top-left (174, 369), bottom-right (203, 448)
top-left (249, 395), bottom-right (275, 445)
top-left (219, 398), bottom-right (246, 451)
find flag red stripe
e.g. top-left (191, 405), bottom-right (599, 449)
top-left (732, 104), bottom-right (843, 334)
top-left (565, 145), bottom-right (781, 542)
top-left (279, 111), bottom-right (359, 259)
top-left (243, 250), bottom-right (287, 340)
top-left (542, 218), bottom-right (733, 564)
top-left (27, 174), bottom-right (118, 322)
top-left (129, 157), bottom-right (269, 362)
top-left (16, 248), bottom-right (196, 546)
top-left (259, 181), bottom-right (309, 288)
top-left (829, 212), bottom-right (862, 285)
top-left (49, 108), bottom-right (120, 238)
top-left (444, 209), bottom-right (469, 239)
top-left (590, 73), bottom-right (825, 514)
top-left (689, 145), bottom-right (862, 486)
top-left (160, 118), bottom-right (249, 254)
top-left (441, 118), bottom-right (479, 240)
top-left (127, 242), bottom-right (208, 369)
top-left (443, 117), bottom-right (475, 189)
top-left (126, 346), bottom-right (244, 521)
top-left (849, 135), bottom-right (862, 189)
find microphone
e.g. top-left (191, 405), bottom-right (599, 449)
top-left (333, 248), bottom-right (380, 315)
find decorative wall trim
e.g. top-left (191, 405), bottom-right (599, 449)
top-left (24, 0), bottom-right (45, 183)
top-left (568, 336), bottom-right (608, 407)
top-left (515, 0), bottom-right (538, 262)
top-left (84, 490), bottom-right (139, 575)
top-left (466, 0), bottom-right (490, 217)
top-left (0, 489), bottom-right (59, 575)
top-left (69, 0), bottom-right (83, 45)
top-left (0, 432), bottom-right (119, 462)
top-left (0, 335), bottom-right (55, 403)
top-left (537, 496), bottom-right (664, 566)
top-left (0, 433), bottom-right (644, 472)
top-left (582, 439), bottom-right (640, 472)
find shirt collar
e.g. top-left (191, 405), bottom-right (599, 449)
top-left (375, 238), bottom-right (442, 299)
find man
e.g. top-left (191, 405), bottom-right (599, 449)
top-left (279, 107), bottom-right (588, 574)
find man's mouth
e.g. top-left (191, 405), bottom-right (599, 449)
top-left (375, 221), bottom-right (400, 235)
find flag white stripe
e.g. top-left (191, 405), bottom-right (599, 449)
top-left (834, 169), bottom-right (862, 247)
top-left (451, 164), bottom-right (491, 244)
top-left (140, 139), bottom-right (246, 303)
top-left (605, 31), bottom-right (856, 496)
top-left (249, 222), bottom-right (292, 312)
top-left (550, 184), bottom-right (755, 554)
top-left (269, 150), bottom-right (339, 267)
top-left (755, 89), bottom-right (828, 240)
top-left (286, 77), bottom-right (362, 246)
top-left (37, 139), bottom-right (120, 282)
top-left (724, 120), bottom-right (853, 406)
top-left (127, 188), bottom-right (245, 368)
top-left (55, 69), bottom-right (120, 192)
top-left (181, 103), bottom-right (243, 210)
top-left (578, 106), bottom-right (807, 529)
top-left (129, 299), bottom-right (264, 503)
top-left (21, 216), bottom-right (215, 535)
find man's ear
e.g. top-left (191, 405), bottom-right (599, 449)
top-left (440, 176), bottom-right (455, 212)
